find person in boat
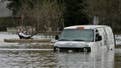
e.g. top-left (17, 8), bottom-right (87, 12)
top-left (18, 31), bottom-right (32, 39)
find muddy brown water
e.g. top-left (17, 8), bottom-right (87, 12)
top-left (0, 32), bottom-right (120, 68)
top-left (0, 49), bottom-right (115, 68)
top-left (0, 43), bottom-right (116, 68)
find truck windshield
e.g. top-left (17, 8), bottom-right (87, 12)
top-left (59, 29), bottom-right (94, 42)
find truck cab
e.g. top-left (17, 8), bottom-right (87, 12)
top-left (54, 25), bottom-right (115, 52)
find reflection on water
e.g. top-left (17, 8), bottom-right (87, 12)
top-left (0, 49), bottom-right (114, 68)
top-left (55, 50), bottom-right (114, 68)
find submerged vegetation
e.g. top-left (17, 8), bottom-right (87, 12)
top-left (115, 45), bottom-right (121, 48)
top-left (115, 53), bottom-right (121, 68)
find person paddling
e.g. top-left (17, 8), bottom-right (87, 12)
top-left (18, 31), bottom-right (32, 39)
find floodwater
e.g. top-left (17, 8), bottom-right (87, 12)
top-left (0, 32), bottom-right (120, 68)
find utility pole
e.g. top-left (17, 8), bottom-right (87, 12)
top-left (93, 16), bottom-right (99, 25)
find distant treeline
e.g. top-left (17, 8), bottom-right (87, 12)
top-left (0, 17), bottom-right (19, 27)
top-left (0, 0), bottom-right (120, 34)
top-left (5, 0), bottom-right (89, 32)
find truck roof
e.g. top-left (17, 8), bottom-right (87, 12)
top-left (64, 25), bottom-right (110, 29)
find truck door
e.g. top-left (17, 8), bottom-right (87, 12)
top-left (95, 28), bottom-right (105, 48)
top-left (104, 27), bottom-right (115, 50)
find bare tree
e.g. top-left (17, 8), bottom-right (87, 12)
top-left (86, 0), bottom-right (121, 33)
top-left (29, 0), bottom-right (64, 32)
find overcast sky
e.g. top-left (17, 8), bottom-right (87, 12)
top-left (0, 1), bottom-right (12, 17)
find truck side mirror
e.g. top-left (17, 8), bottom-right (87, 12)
top-left (55, 35), bottom-right (59, 40)
top-left (96, 35), bottom-right (102, 41)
